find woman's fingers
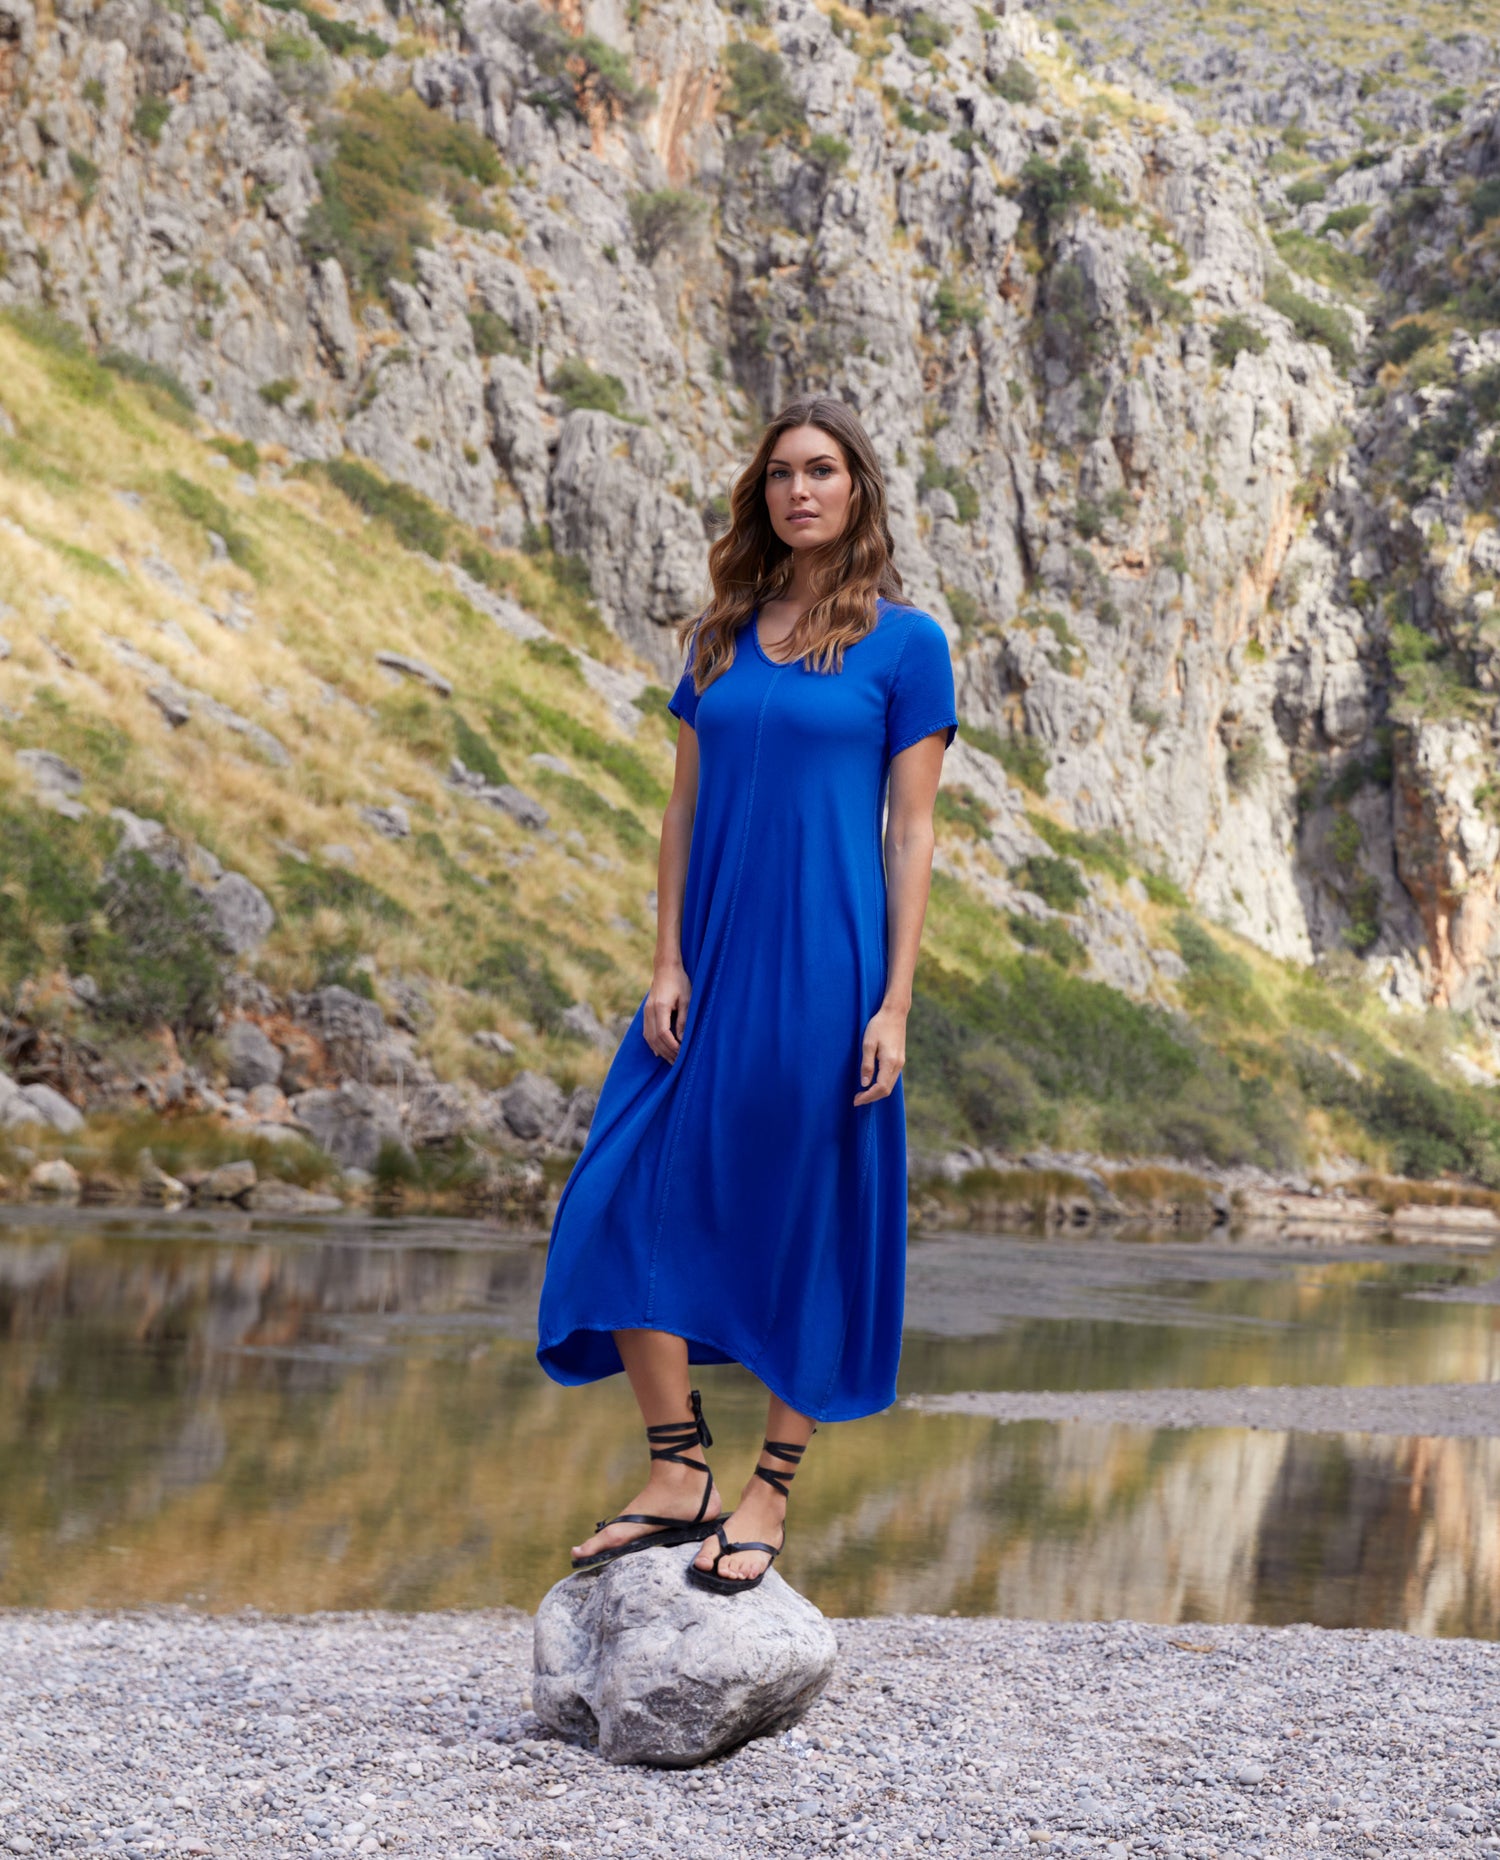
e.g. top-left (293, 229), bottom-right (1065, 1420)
top-left (852, 1030), bottom-right (902, 1104)
top-left (643, 986), bottom-right (689, 1061)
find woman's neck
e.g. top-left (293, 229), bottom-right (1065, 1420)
top-left (770, 565), bottom-right (818, 613)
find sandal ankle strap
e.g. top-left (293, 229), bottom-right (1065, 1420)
top-left (640, 1388), bottom-right (715, 1525)
top-left (753, 1435), bottom-right (809, 1500)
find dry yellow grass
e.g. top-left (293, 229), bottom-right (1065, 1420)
top-left (0, 315), bottom-right (672, 1095)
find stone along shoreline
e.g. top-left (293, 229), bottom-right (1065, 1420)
top-left (1, 1607), bottom-right (1494, 1858)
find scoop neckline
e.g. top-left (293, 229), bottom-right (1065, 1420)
top-left (750, 595), bottom-right (891, 666)
top-left (751, 606), bottom-right (795, 669)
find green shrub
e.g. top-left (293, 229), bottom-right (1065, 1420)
top-left (515, 9), bottom-right (651, 121)
top-left (300, 88), bottom-right (506, 298)
top-left (320, 456), bottom-right (453, 558)
top-left (1265, 277), bottom-right (1356, 369)
top-left (722, 41), bottom-right (805, 141)
top-left (549, 356), bottom-right (632, 418)
top-left (933, 278), bottom-right (984, 333)
top-left (265, 29), bottom-right (329, 101)
top-left (628, 188), bottom-right (706, 262)
top-left (945, 588), bottom-right (981, 638)
top-left (1039, 258), bottom-right (1098, 368)
top-left (1027, 811), bottom-right (1130, 881)
top-left (990, 57), bottom-right (1038, 105)
top-left (99, 349), bottom-right (195, 424)
top-left (1377, 320), bottom-right (1437, 366)
top-left (1320, 204), bottom-right (1371, 236)
top-left (0, 808), bottom-right (103, 989)
top-left (67, 150), bottom-right (100, 205)
top-left (1470, 176), bottom-right (1500, 229)
top-left (1141, 868), bottom-right (1188, 908)
top-left (807, 133), bottom-right (851, 174)
top-left (277, 855), bottom-right (411, 924)
top-left (132, 96), bottom-right (172, 143)
top-left (917, 446), bottom-right (979, 521)
top-left (934, 786), bottom-right (993, 840)
top-left (1021, 142), bottom-right (1117, 243)
top-left (469, 310), bottom-right (525, 358)
top-left (1007, 911), bottom-right (1085, 968)
top-left (262, 0), bottom-right (388, 56)
top-left (518, 693), bottom-right (669, 808)
top-left (1285, 177), bottom-right (1327, 207)
top-left (86, 850), bottom-right (228, 1035)
top-left (469, 935), bottom-right (575, 1033)
top-left (163, 470), bottom-right (261, 574)
top-left (1125, 254), bottom-right (1190, 324)
top-left (950, 1041), bottom-right (1044, 1148)
top-left (903, 8), bottom-right (952, 55)
top-left (452, 713), bottom-right (507, 785)
top-left (1225, 731), bottom-right (1267, 791)
top-left (524, 636), bottom-right (585, 680)
top-left (995, 733), bottom-right (1050, 794)
top-left (1010, 851), bottom-right (1087, 911)
top-left (1296, 1047), bottom-right (1500, 1184)
top-left (1171, 913), bottom-right (1253, 1015)
top-left (258, 377), bottom-right (295, 407)
top-left (1211, 315), bottom-right (1268, 366)
top-left (896, 100), bottom-right (943, 133)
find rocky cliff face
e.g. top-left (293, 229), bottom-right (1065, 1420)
top-left (5, 0), bottom-right (1500, 1040)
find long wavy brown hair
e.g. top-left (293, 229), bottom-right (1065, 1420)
top-left (675, 395), bottom-right (904, 691)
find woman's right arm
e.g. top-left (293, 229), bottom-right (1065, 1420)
top-left (643, 721), bottom-right (699, 1061)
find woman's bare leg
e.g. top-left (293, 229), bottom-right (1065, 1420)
top-left (692, 1391), bottom-right (816, 1583)
top-left (570, 1329), bottom-right (722, 1561)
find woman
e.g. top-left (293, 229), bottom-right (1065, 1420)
top-left (536, 394), bottom-right (958, 1593)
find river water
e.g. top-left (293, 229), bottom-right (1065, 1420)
top-left (1, 1206), bottom-right (1497, 1634)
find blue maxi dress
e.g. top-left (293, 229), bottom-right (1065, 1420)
top-left (535, 597), bottom-right (959, 1422)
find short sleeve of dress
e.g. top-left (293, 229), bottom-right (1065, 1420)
top-left (887, 611), bottom-right (959, 760)
top-left (667, 628), bottom-right (700, 729)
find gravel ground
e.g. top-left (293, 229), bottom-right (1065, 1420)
top-left (909, 1382), bottom-right (1500, 1439)
top-left (1, 1609), bottom-right (1497, 1858)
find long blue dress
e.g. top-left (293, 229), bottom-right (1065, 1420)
top-left (535, 597), bottom-right (959, 1422)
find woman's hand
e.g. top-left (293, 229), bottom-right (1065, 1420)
top-left (643, 957), bottom-right (692, 1062)
top-left (853, 1002), bottom-right (907, 1104)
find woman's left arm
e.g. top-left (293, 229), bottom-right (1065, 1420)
top-left (854, 732), bottom-right (948, 1105)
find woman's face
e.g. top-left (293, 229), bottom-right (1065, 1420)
top-left (764, 424), bottom-right (855, 553)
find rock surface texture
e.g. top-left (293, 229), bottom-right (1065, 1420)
top-left (532, 1544), bottom-right (838, 1766)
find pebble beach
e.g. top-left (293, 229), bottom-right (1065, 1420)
top-left (3, 1606), bottom-right (1496, 1859)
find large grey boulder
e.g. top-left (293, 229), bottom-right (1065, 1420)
top-left (0, 1079), bottom-right (85, 1135)
top-left (533, 1543), bottom-right (838, 1768)
top-left (497, 1068), bottom-right (565, 1140)
top-left (290, 1081), bottom-right (406, 1171)
top-left (291, 986), bottom-right (388, 1074)
top-left (225, 1018), bottom-right (283, 1091)
top-left (209, 872), bottom-right (276, 955)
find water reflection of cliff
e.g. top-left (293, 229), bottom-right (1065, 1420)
top-left (0, 1218), bottom-right (1497, 1636)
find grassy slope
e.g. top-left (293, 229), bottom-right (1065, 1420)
top-left (2, 310), bottom-right (1499, 1191)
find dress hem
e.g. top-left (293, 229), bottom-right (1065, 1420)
top-left (535, 1321), bottom-right (897, 1426)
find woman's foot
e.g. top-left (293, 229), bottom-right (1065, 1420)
top-left (690, 1474), bottom-right (787, 1584)
top-left (571, 1461), bottom-right (723, 1563)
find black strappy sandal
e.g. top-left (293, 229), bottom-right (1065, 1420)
top-left (687, 1434), bottom-right (810, 1596)
top-left (569, 1388), bottom-right (721, 1573)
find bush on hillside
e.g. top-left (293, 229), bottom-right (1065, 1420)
top-left (300, 89), bottom-right (507, 298)
top-left (721, 42), bottom-right (805, 141)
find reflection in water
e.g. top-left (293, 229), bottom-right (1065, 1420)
top-left (0, 1209), bottom-right (1497, 1634)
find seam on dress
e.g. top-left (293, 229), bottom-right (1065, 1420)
top-left (643, 671), bottom-right (778, 1320)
